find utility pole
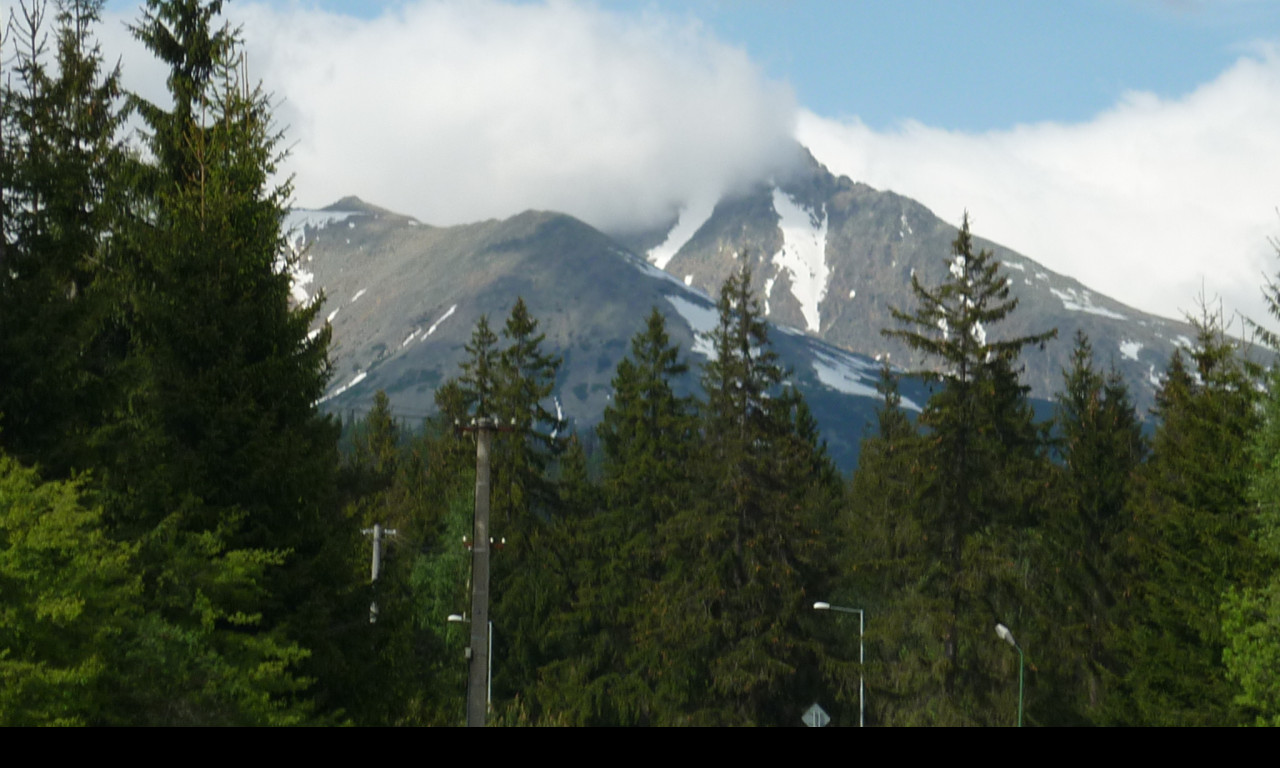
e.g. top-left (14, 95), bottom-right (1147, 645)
top-left (460, 417), bottom-right (495, 727)
top-left (362, 523), bottom-right (397, 623)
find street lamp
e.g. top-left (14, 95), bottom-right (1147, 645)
top-left (813, 601), bottom-right (864, 727)
top-left (995, 622), bottom-right (1024, 727)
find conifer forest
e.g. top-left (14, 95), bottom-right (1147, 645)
top-left (4, 1), bottom-right (1280, 726)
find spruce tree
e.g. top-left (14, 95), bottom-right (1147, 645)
top-left (478, 298), bottom-right (567, 711)
top-left (1222, 361), bottom-right (1280, 726)
top-left (1040, 332), bottom-right (1144, 723)
top-left (842, 366), bottom-right (935, 725)
top-left (0, 0), bottom-right (128, 476)
top-left (534, 308), bottom-right (696, 724)
top-left (879, 212), bottom-right (1055, 724)
top-left (646, 263), bottom-right (841, 726)
top-left (95, 0), bottom-right (345, 722)
top-left (1115, 316), bottom-right (1262, 725)
top-left (458, 315), bottom-right (499, 419)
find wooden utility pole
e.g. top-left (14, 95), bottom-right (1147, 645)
top-left (361, 523), bottom-right (397, 623)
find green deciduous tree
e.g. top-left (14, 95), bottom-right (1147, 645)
top-left (0, 450), bottom-right (137, 726)
top-left (1221, 244), bottom-right (1280, 726)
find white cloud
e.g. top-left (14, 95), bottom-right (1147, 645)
top-left (798, 49), bottom-right (1280, 328)
top-left (107, 0), bottom-right (796, 234)
top-left (29, 1), bottom-right (1280, 333)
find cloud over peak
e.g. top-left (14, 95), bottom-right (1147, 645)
top-left (218, 0), bottom-right (798, 232)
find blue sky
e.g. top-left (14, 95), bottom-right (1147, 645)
top-left (261, 0), bottom-right (1280, 128)
top-left (89, 0), bottom-right (1280, 326)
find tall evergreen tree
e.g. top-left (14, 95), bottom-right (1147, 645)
top-left (93, 0), bottom-right (347, 722)
top-left (1222, 360), bottom-right (1280, 726)
top-left (879, 213), bottom-right (1055, 724)
top-left (464, 298), bottom-right (567, 711)
top-left (0, 0), bottom-right (128, 476)
top-left (532, 308), bottom-right (697, 724)
top-left (842, 366), bottom-right (934, 725)
top-left (645, 263), bottom-right (842, 726)
top-left (1039, 332), bottom-right (1144, 723)
top-left (1221, 243), bottom-right (1280, 726)
top-left (1115, 315), bottom-right (1262, 725)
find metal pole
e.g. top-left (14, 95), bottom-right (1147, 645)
top-left (1016, 644), bottom-right (1024, 728)
top-left (814, 602), bottom-right (865, 727)
top-left (466, 418), bottom-right (494, 728)
top-left (995, 623), bottom-right (1024, 727)
top-left (858, 608), bottom-right (865, 728)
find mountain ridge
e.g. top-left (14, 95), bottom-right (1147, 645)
top-left (289, 151), bottom-right (1218, 469)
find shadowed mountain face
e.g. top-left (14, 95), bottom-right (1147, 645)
top-left (290, 151), bottom-right (1206, 470)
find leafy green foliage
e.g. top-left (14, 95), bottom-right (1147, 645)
top-left (0, 452), bottom-right (136, 725)
top-left (1221, 255), bottom-right (1280, 726)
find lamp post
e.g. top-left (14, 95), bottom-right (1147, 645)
top-left (813, 601), bottom-right (864, 727)
top-left (995, 623), bottom-right (1024, 727)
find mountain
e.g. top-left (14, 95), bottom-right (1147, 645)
top-left (617, 147), bottom-right (1202, 415)
top-left (286, 200), bottom-right (929, 469)
top-left (288, 150), bottom-right (1206, 469)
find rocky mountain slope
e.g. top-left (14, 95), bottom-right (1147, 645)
top-left (289, 152), bottom-right (1218, 469)
top-left (287, 197), bottom-right (928, 469)
top-left (618, 147), bottom-right (1204, 416)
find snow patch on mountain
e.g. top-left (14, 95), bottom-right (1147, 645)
top-left (423, 304), bottom-right (458, 340)
top-left (1005, 261), bottom-right (1026, 272)
top-left (551, 396), bottom-right (564, 439)
top-left (1049, 287), bottom-right (1127, 319)
top-left (351, 288), bottom-right (367, 303)
top-left (665, 294), bottom-right (717, 359)
top-left (320, 371), bottom-right (368, 404)
top-left (291, 267), bottom-right (315, 305)
top-left (621, 248), bottom-right (687, 290)
top-left (1120, 340), bottom-right (1143, 361)
top-left (284, 209), bottom-right (360, 250)
top-left (770, 188), bottom-right (829, 333)
top-left (647, 198), bottom-right (715, 270)
top-left (810, 348), bottom-right (921, 412)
